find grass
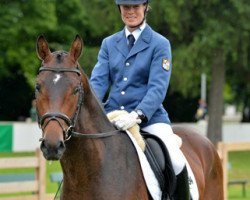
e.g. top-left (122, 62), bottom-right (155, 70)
top-left (0, 151), bottom-right (249, 199)
top-left (228, 151), bottom-right (250, 200)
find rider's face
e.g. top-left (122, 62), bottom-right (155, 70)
top-left (120, 4), bottom-right (146, 32)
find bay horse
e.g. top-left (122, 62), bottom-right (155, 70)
top-left (35, 35), bottom-right (223, 200)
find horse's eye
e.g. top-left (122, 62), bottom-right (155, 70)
top-left (73, 87), bottom-right (79, 95)
top-left (35, 84), bottom-right (41, 92)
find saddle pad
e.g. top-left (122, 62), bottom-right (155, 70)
top-left (126, 130), bottom-right (162, 200)
top-left (126, 130), bottom-right (199, 200)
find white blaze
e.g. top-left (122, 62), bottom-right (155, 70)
top-left (53, 74), bottom-right (61, 84)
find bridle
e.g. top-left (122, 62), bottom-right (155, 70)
top-left (37, 66), bottom-right (119, 142)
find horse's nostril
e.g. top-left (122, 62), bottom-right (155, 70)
top-left (40, 139), bottom-right (65, 160)
top-left (40, 139), bottom-right (64, 151)
top-left (40, 140), bottom-right (49, 158)
top-left (40, 140), bottom-right (47, 150)
top-left (57, 141), bottom-right (65, 150)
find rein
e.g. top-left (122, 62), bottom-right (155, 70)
top-left (37, 66), bottom-right (119, 141)
top-left (70, 130), bottom-right (120, 139)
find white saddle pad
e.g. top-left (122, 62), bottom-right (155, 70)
top-left (126, 130), bottom-right (162, 200)
top-left (125, 130), bottom-right (199, 200)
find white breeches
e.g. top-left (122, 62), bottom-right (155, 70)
top-left (142, 123), bottom-right (186, 175)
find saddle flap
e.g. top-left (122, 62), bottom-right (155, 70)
top-left (142, 132), bottom-right (177, 198)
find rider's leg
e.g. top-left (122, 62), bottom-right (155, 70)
top-left (142, 123), bottom-right (190, 199)
top-left (174, 166), bottom-right (190, 199)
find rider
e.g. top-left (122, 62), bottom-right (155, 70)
top-left (90, 0), bottom-right (190, 199)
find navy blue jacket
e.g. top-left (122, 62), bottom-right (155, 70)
top-left (90, 24), bottom-right (172, 127)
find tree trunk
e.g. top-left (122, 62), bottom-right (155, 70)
top-left (207, 49), bottom-right (225, 145)
top-left (242, 94), bottom-right (250, 122)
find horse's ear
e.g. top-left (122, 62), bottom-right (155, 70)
top-left (69, 35), bottom-right (83, 62)
top-left (36, 35), bottom-right (51, 60)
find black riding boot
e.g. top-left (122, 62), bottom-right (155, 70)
top-left (173, 166), bottom-right (190, 200)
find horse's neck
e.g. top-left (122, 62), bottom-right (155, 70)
top-left (80, 91), bottom-right (115, 133)
top-left (59, 92), bottom-right (148, 198)
top-left (61, 90), bottom-right (116, 173)
top-left (61, 135), bottom-right (107, 174)
top-left (59, 81), bottom-right (149, 199)
top-left (60, 133), bottom-right (148, 199)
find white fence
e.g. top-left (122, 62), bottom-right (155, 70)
top-left (0, 121), bottom-right (250, 152)
top-left (177, 121), bottom-right (250, 142)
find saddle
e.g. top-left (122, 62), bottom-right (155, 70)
top-left (142, 132), bottom-right (176, 200)
top-left (106, 110), bottom-right (176, 199)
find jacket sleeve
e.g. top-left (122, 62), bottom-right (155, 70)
top-left (136, 39), bottom-right (172, 121)
top-left (90, 39), bottom-right (110, 101)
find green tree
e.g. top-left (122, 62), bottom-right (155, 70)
top-left (197, 0), bottom-right (250, 144)
top-left (0, 0), bottom-right (57, 120)
top-left (149, 0), bottom-right (250, 144)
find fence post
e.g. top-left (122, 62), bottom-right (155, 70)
top-left (217, 142), bottom-right (228, 200)
top-left (37, 149), bottom-right (46, 200)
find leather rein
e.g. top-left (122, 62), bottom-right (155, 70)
top-left (37, 67), bottom-right (119, 142)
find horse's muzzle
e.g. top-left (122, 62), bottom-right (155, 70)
top-left (40, 139), bottom-right (65, 160)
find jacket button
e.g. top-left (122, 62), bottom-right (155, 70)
top-left (120, 106), bottom-right (125, 110)
top-left (125, 62), bottom-right (130, 67)
top-left (121, 91), bottom-right (125, 95)
top-left (123, 77), bottom-right (128, 81)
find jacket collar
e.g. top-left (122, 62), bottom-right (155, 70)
top-left (115, 24), bottom-right (152, 59)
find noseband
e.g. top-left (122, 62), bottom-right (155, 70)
top-left (37, 67), bottom-right (119, 142)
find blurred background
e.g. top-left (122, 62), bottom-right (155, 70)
top-left (0, 0), bottom-right (249, 199)
top-left (0, 0), bottom-right (249, 124)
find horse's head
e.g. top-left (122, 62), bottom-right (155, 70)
top-left (36, 35), bottom-right (84, 160)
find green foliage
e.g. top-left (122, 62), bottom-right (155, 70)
top-left (224, 83), bottom-right (235, 104)
top-left (0, 0), bottom-right (57, 84)
top-left (155, 0), bottom-right (250, 107)
top-left (80, 46), bottom-right (99, 77)
top-left (54, 0), bottom-right (87, 42)
top-left (80, 0), bottom-right (122, 40)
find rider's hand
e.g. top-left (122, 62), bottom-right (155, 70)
top-left (112, 111), bottom-right (142, 130)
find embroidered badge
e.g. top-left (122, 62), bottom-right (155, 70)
top-left (162, 59), bottom-right (170, 71)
